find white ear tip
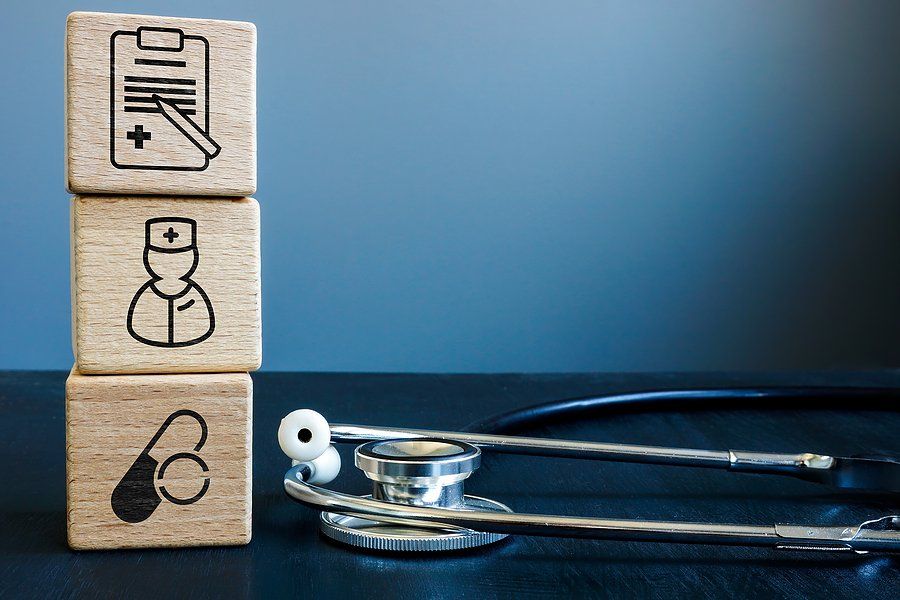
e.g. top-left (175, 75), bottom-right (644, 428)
top-left (278, 409), bottom-right (331, 462)
top-left (304, 445), bottom-right (342, 485)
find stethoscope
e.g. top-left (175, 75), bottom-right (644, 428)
top-left (278, 387), bottom-right (900, 554)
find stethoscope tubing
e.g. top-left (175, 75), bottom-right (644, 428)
top-left (459, 387), bottom-right (900, 434)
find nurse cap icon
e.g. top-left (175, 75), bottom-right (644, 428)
top-left (147, 217), bottom-right (197, 252)
top-left (127, 217), bottom-right (215, 348)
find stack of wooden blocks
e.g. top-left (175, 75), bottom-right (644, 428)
top-left (64, 12), bottom-right (259, 550)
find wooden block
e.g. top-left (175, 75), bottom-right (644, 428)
top-left (65, 11), bottom-right (256, 195)
top-left (66, 369), bottom-right (253, 549)
top-left (72, 195), bottom-right (261, 374)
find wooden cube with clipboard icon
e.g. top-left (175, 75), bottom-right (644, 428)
top-left (65, 12), bottom-right (256, 195)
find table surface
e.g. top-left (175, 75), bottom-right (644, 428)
top-left (1, 370), bottom-right (898, 598)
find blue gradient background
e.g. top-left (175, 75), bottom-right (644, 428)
top-left (1, 2), bottom-right (899, 372)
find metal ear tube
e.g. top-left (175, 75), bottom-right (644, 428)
top-left (279, 410), bottom-right (900, 554)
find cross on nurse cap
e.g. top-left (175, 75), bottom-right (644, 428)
top-left (145, 217), bottom-right (197, 252)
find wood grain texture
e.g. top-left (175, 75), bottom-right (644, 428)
top-left (72, 195), bottom-right (261, 374)
top-left (66, 369), bottom-right (252, 550)
top-left (65, 11), bottom-right (256, 195)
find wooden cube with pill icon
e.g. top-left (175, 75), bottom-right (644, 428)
top-left (65, 368), bottom-right (253, 550)
top-left (65, 11), bottom-right (256, 196)
top-left (71, 195), bottom-right (261, 374)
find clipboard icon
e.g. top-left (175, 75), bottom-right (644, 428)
top-left (110, 26), bottom-right (221, 171)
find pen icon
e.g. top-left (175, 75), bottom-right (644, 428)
top-left (153, 95), bottom-right (221, 160)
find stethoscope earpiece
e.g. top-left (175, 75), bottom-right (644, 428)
top-left (278, 409), bottom-right (332, 462)
top-left (292, 445), bottom-right (342, 485)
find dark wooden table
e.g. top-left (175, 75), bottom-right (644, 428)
top-left (1, 370), bottom-right (898, 598)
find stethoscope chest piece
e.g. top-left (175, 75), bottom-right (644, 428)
top-left (319, 438), bottom-right (512, 551)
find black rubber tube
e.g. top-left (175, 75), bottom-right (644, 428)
top-left (461, 387), bottom-right (900, 434)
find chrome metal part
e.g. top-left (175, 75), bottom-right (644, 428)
top-left (316, 439), bottom-right (512, 551)
top-left (320, 496), bottom-right (511, 552)
top-left (328, 424), bottom-right (900, 492)
top-left (356, 438), bottom-right (481, 507)
top-left (285, 465), bottom-right (900, 554)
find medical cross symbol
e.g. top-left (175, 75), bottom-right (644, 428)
top-left (162, 227), bottom-right (179, 243)
top-left (127, 125), bottom-right (151, 149)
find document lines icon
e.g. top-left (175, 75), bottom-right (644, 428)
top-left (110, 26), bottom-right (221, 171)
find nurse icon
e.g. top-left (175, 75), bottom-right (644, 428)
top-left (127, 217), bottom-right (215, 347)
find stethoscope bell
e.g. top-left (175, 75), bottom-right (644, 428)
top-left (319, 438), bottom-right (512, 551)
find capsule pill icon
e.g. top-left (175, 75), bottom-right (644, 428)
top-left (111, 409), bottom-right (210, 523)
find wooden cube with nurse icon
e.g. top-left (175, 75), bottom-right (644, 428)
top-left (71, 195), bottom-right (261, 374)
